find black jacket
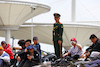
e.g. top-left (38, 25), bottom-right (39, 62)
top-left (86, 38), bottom-right (100, 53)
top-left (19, 50), bottom-right (40, 63)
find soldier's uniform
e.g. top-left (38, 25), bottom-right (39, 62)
top-left (53, 13), bottom-right (63, 59)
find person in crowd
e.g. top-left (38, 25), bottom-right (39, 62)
top-left (81, 34), bottom-right (100, 58)
top-left (33, 37), bottom-right (41, 58)
top-left (84, 59), bottom-right (100, 67)
top-left (25, 37), bottom-right (41, 58)
top-left (53, 13), bottom-right (63, 59)
top-left (13, 39), bottom-right (26, 50)
top-left (12, 39), bottom-right (26, 67)
top-left (25, 39), bottom-right (31, 48)
top-left (18, 45), bottom-right (40, 67)
top-left (0, 46), bottom-right (10, 67)
top-left (14, 39), bottom-right (31, 67)
top-left (1, 41), bottom-right (13, 60)
top-left (13, 39), bottom-right (31, 51)
top-left (63, 38), bottom-right (82, 60)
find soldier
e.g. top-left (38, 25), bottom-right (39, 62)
top-left (53, 13), bottom-right (63, 59)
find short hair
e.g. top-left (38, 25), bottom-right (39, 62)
top-left (18, 40), bottom-right (25, 46)
top-left (25, 39), bottom-right (31, 43)
top-left (89, 34), bottom-right (97, 39)
top-left (1, 41), bottom-right (6, 44)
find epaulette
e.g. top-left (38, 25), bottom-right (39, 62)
top-left (58, 22), bottom-right (62, 24)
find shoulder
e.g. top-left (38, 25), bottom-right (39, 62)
top-left (34, 50), bottom-right (39, 54)
top-left (77, 44), bottom-right (82, 47)
top-left (3, 52), bottom-right (9, 56)
top-left (59, 22), bottom-right (63, 27)
top-left (70, 46), bottom-right (74, 49)
top-left (58, 22), bottom-right (62, 24)
top-left (58, 22), bottom-right (63, 25)
top-left (97, 39), bottom-right (100, 43)
top-left (54, 23), bottom-right (56, 25)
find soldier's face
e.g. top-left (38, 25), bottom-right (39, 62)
top-left (54, 17), bottom-right (60, 22)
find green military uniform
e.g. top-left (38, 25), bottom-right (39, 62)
top-left (53, 13), bottom-right (63, 59)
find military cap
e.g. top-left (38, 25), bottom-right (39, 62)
top-left (53, 13), bottom-right (61, 17)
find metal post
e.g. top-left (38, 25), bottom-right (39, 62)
top-left (11, 36), bottom-right (15, 48)
top-left (72, 0), bottom-right (76, 22)
top-left (31, 6), bottom-right (34, 44)
top-left (11, 36), bottom-right (15, 53)
top-left (5, 29), bottom-right (11, 44)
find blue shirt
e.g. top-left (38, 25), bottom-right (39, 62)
top-left (26, 43), bottom-right (41, 58)
top-left (34, 43), bottom-right (41, 58)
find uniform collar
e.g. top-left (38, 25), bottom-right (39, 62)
top-left (56, 21), bottom-right (59, 24)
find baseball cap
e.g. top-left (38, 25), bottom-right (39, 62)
top-left (0, 46), bottom-right (3, 50)
top-left (1, 41), bottom-right (6, 45)
top-left (33, 37), bottom-right (38, 40)
top-left (70, 38), bottom-right (77, 42)
top-left (27, 45), bottom-right (36, 50)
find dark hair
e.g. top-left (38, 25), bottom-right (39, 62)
top-left (1, 41), bottom-right (6, 44)
top-left (89, 34), bottom-right (97, 39)
top-left (18, 39), bottom-right (25, 46)
top-left (25, 39), bottom-right (31, 43)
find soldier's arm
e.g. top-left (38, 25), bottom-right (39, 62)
top-left (53, 24), bottom-right (55, 41)
top-left (58, 24), bottom-right (63, 41)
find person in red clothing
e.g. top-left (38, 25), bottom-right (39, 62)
top-left (1, 41), bottom-right (14, 59)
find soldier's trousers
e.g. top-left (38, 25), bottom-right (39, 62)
top-left (54, 41), bottom-right (62, 59)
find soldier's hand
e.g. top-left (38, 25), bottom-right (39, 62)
top-left (58, 40), bottom-right (62, 46)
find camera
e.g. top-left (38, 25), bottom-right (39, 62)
top-left (30, 6), bottom-right (36, 10)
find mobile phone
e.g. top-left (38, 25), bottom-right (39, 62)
top-left (27, 54), bottom-right (30, 57)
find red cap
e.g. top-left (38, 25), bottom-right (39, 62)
top-left (70, 38), bottom-right (77, 41)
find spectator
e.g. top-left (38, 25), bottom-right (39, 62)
top-left (25, 39), bottom-right (31, 48)
top-left (81, 34), bottom-right (100, 58)
top-left (18, 45), bottom-right (40, 67)
top-left (12, 39), bottom-right (25, 67)
top-left (0, 46), bottom-right (10, 67)
top-left (1, 41), bottom-right (13, 59)
top-left (33, 37), bottom-right (41, 58)
top-left (63, 38), bottom-right (82, 60)
top-left (13, 40), bottom-right (25, 50)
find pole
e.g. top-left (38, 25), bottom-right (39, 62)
top-left (5, 29), bottom-right (11, 44)
top-left (11, 36), bottom-right (15, 48)
top-left (31, 6), bottom-right (34, 44)
top-left (72, 0), bottom-right (76, 22)
top-left (11, 36), bottom-right (15, 53)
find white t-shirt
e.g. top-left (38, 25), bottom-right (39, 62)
top-left (90, 51), bottom-right (100, 57)
top-left (68, 44), bottom-right (82, 56)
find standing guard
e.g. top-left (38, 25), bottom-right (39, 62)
top-left (53, 13), bottom-right (63, 59)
